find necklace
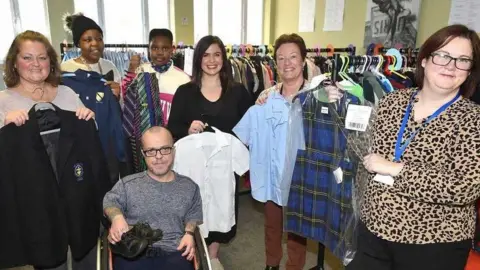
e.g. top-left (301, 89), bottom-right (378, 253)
top-left (20, 84), bottom-right (46, 101)
top-left (31, 87), bottom-right (45, 100)
top-left (78, 56), bottom-right (103, 74)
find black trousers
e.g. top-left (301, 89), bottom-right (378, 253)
top-left (114, 250), bottom-right (194, 270)
top-left (346, 222), bottom-right (471, 270)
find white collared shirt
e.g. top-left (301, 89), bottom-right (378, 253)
top-left (173, 127), bottom-right (249, 237)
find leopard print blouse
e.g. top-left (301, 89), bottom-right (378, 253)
top-left (362, 87), bottom-right (480, 244)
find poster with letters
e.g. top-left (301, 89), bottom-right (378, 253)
top-left (363, 0), bottom-right (422, 48)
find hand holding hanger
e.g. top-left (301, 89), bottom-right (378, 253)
top-left (4, 110), bottom-right (29, 126)
top-left (75, 107), bottom-right (95, 121)
top-left (105, 81), bottom-right (121, 98)
top-left (325, 84), bottom-right (344, 103)
top-left (188, 120), bottom-right (206, 134)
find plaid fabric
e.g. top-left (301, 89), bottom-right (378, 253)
top-left (285, 92), bottom-right (359, 260)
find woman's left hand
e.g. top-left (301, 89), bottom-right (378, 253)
top-left (76, 107), bottom-right (95, 121)
top-left (363, 154), bottom-right (404, 177)
top-left (105, 81), bottom-right (121, 98)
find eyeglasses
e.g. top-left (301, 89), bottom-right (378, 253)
top-left (142, 146), bottom-right (174, 157)
top-left (430, 52), bottom-right (473, 71)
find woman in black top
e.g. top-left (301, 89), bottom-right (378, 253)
top-left (168, 35), bottom-right (252, 268)
top-left (168, 36), bottom-right (252, 139)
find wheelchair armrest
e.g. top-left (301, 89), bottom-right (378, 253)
top-left (194, 227), bottom-right (212, 270)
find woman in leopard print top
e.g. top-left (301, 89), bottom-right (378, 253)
top-left (347, 25), bottom-right (480, 270)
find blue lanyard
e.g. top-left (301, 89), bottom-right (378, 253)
top-left (394, 91), bottom-right (460, 162)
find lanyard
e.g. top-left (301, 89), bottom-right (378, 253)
top-left (280, 80), bottom-right (305, 96)
top-left (394, 91), bottom-right (460, 162)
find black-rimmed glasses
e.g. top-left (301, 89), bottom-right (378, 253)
top-left (142, 146), bottom-right (174, 157)
top-left (431, 52), bottom-right (473, 71)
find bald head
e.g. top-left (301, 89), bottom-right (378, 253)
top-left (141, 127), bottom-right (175, 177)
top-left (141, 126), bottom-right (173, 147)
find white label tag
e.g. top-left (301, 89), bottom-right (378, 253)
top-left (333, 167), bottom-right (343, 184)
top-left (373, 174), bottom-right (394, 186)
top-left (345, 104), bottom-right (372, 132)
top-left (183, 48), bottom-right (194, 76)
top-left (321, 106), bottom-right (329, 114)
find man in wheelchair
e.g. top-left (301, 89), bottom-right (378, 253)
top-left (103, 126), bottom-right (203, 269)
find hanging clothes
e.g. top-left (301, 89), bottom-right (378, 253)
top-left (233, 89), bottom-right (305, 206)
top-left (230, 56), bottom-right (277, 100)
top-left (123, 72), bottom-right (164, 172)
top-left (285, 90), bottom-right (361, 261)
top-left (61, 69), bottom-right (128, 182)
top-left (122, 62), bottom-right (191, 126)
top-left (62, 48), bottom-right (149, 78)
top-left (173, 127), bottom-right (249, 237)
top-left (0, 105), bottom-right (111, 269)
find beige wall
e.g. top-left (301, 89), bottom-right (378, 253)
top-left (172, 0), bottom-right (194, 44)
top-left (269, 0), bottom-right (479, 51)
top-left (271, 0), bottom-right (367, 49)
top-left (47, 0), bottom-right (75, 56)
top-left (26, 0), bottom-right (480, 57)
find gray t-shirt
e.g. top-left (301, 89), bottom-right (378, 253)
top-left (0, 85), bottom-right (84, 129)
top-left (103, 171), bottom-right (203, 251)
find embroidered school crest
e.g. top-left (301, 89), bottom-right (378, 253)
top-left (74, 163), bottom-right (84, 181)
top-left (96, 92), bottom-right (104, 102)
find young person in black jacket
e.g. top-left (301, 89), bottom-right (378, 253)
top-left (168, 35), bottom-right (252, 270)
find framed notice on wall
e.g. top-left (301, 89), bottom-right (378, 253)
top-left (363, 0), bottom-right (422, 48)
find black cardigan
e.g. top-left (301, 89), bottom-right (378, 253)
top-left (168, 82), bottom-right (253, 141)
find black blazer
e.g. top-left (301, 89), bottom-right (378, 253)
top-left (0, 105), bottom-right (111, 268)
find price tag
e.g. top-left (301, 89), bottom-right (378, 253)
top-left (333, 167), bottom-right (343, 184)
top-left (345, 104), bottom-right (372, 132)
top-left (373, 174), bottom-right (394, 186)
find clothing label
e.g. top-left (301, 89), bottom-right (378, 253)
top-left (345, 104), bottom-right (372, 132)
top-left (321, 106), bottom-right (329, 114)
top-left (373, 174), bottom-right (394, 186)
top-left (333, 167), bottom-right (343, 184)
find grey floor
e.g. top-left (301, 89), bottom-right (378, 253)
top-left (6, 195), bottom-right (345, 270)
top-left (219, 194), bottom-right (345, 270)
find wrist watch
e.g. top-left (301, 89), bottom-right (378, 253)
top-left (185, 231), bottom-right (195, 236)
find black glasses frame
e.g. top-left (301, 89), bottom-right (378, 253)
top-left (142, 146), bottom-right (174, 157)
top-left (430, 52), bottom-right (473, 71)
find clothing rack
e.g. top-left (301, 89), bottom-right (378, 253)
top-left (59, 43), bottom-right (194, 59)
top-left (379, 47), bottom-right (420, 54)
top-left (61, 42), bottom-right (356, 59)
top-left (225, 46), bottom-right (356, 57)
top-left (331, 52), bottom-right (416, 83)
top-left (307, 46), bottom-right (356, 56)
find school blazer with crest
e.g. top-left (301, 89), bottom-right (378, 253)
top-left (0, 105), bottom-right (112, 269)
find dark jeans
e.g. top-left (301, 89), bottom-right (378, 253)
top-left (114, 250), bottom-right (194, 270)
top-left (346, 223), bottom-right (471, 270)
